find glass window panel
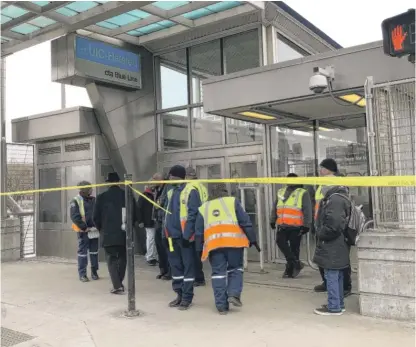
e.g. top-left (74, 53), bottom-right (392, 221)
top-left (127, 10), bottom-right (150, 19)
top-left (2, 5), bottom-right (28, 19)
top-left (190, 40), bottom-right (221, 104)
top-left (105, 13), bottom-right (141, 26)
top-left (27, 16), bottom-right (56, 28)
top-left (160, 109), bottom-right (189, 151)
top-left (65, 165), bottom-right (94, 222)
top-left (223, 30), bottom-right (260, 74)
top-left (138, 23), bottom-right (164, 34)
top-left (11, 23), bottom-right (40, 35)
top-left (158, 20), bottom-right (175, 28)
top-left (317, 115), bottom-right (370, 217)
top-left (192, 107), bottom-right (223, 147)
top-left (226, 118), bottom-right (263, 144)
top-left (39, 168), bottom-right (62, 223)
top-left (65, 1), bottom-right (98, 12)
top-left (65, 85), bottom-right (92, 108)
top-left (206, 1), bottom-right (241, 12)
top-left (183, 8), bottom-right (212, 20)
top-left (55, 7), bottom-right (78, 16)
top-left (32, 1), bottom-right (50, 6)
top-left (1, 15), bottom-right (12, 24)
top-left (159, 49), bottom-right (188, 109)
top-left (277, 36), bottom-right (306, 63)
top-left (96, 20), bottom-right (119, 29)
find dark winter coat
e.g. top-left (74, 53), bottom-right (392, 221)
top-left (137, 188), bottom-right (156, 228)
top-left (313, 185), bottom-right (351, 270)
top-left (70, 195), bottom-right (95, 231)
top-left (93, 186), bottom-right (137, 247)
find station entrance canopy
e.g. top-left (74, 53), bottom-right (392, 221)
top-left (202, 41), bottom-right (415, 130)
top-left (1, 1), bottom-right (263, 57)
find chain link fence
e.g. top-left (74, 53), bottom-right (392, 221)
top-left (6, 143), bottom-right (35, 257)
top-left (366, 78), bottom-right (415, 229)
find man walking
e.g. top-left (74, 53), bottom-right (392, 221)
top-left (313, 159), bottom-right (352, 297)
top-left (185, 166), bottom-right (208, 287)
top-left (70, 181), bottom-right (99, 282)
top-left (270, 173), bottom-right (312, 278)
top-left (195, 183), bottom-right (257, 315)
top-left (93, 172), bottom-right (136, 294)
top-left (164, 165), bottom-right (200, 310)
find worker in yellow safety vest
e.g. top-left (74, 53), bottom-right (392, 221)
top-left (185, 166), bottom-right (208, 287)
top-left (194, 183), bottom-right (258, 315)
top-left (270, 173), bottom-right (312, 279)
top-left (164, 165), bottom-right (202, 310)
top-left (70, 181), bottom-right (99, 282)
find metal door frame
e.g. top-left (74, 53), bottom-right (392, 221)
top-left (191, 157), bottom-right (226, 178)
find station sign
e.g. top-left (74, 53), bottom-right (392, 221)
top-left (74, 36), bottom-right (141, 89)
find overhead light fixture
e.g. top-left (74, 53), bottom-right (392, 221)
top-left (338, 94), bottom-right (366, 107)
top-left (238, 111), bottom-right (276, 120)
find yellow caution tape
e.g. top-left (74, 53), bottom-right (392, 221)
top-left (129, 186), bottom-right (171, 215)
top-left (0, 175), bottom-right (415, 197)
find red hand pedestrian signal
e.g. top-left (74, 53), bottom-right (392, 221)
top-left (391, 25), bottom-right (407, 51)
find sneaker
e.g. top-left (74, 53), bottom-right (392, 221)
top-left (168, 296), bottom-right (182, 308)
top-left (110, 287), bottom-right (123, 294)
top-left (228, 296), bottom-right (243, 307)
top-left (79, 276), bottom-right (89, 282)
top-left (91, 272), bottom-right (99, 280)
top-left (314, 306), bottom-right (343, 316)
top-left (314, 282), bottom-right (327, 292)
top-left (344, 288), bottom-right (352, 297)
top-left (218, 308), bottom-right (229, 315)
top-left (178, 301), bottom-right (192, 311)
top-left (194, 281), bottom-right (206, 287)
top-left (322, 304), bottom-right (345, 312)
top-left (147, 259), bottom-right (157, 266)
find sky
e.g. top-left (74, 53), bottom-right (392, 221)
top-left (4, 0), bottom-right (415, 140)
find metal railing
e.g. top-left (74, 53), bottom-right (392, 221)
top-left (365, 77), bottom-right (416, 229)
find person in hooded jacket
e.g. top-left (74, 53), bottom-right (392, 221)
top-left (270, 173), bottom-right (312, 278)
top-left (313, 159), bottom-right (351, 316)
top-left (313, 159), bottom-right (352, 297)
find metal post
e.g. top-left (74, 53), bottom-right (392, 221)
top-left (255, 187), bottom-right (265, 272)
top-left (1, 58), bottom-right (7, 219)
top-left (124, 174), bottom-right (139, 317)
top-left (240, 189), bottom-right (248, 270)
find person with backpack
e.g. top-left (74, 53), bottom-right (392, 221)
top-left (313, 159), bottom-right (352, 315)
top-left (313, 159), bottom-right (353, 297)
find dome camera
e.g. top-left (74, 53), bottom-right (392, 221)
top-left (309, 66), bottom-right (335, 94)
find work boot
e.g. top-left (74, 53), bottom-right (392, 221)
top-left (161, 274), bottom-right (172, 280)
top-left (91, 271), bottom-right (99, 280)
top-left (344, 287), bottom-right (352, 297)
top-left (147, 259), bottom-right (157, 266)
top-left (228, 296), bottom-right (243, 307)
top-left (168, 296), bottom-right (182, 308)
top-left (314, 282), bottom-right (327, 292)
top-left (282, 264), bottom-right (290, 278)
top-left (79, 275), bottom-right (89, 282)
top-left (178, 301), bottom-right (192, 311)
top-left (291, 261), bottom-right (304, 278)
top-left (110, 287), bottom-right (123, 294)
top-left (194, 280), bottom-right (206, 287)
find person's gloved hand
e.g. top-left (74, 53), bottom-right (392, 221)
top-left (300, 227), bottom-right (310, 235)
top-left (138, 223), bottom-right (144, 228)
top-left (270, 223), bottom-right (276, 230)
top-left (182, 238), bottom-right (190, 248)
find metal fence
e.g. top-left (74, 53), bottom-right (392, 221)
top-left (6, 143), bottom-right (35, 257)
top-left (365, 77), bottom-right (416, 229)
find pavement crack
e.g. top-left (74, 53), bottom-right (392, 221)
top-left (83, 320), bottom-right (97, 347)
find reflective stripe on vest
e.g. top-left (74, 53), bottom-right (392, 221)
top-left (276, 187), bottom-right (306, 227)
top-left (72, 195), bottom-right (85, 232)
top-left (199, 197), bottom-right (249, 261)
top-left (314, 186), bottom-right (324, 220)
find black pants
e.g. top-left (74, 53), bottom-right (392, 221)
top-left (104, 245), bottom-right (127, 290)
top-left (319, 265), bottom-right (352, 291)
top-left (276, 228), bottom-right (302, 264)
top-left (193, 245), bottom-right (205, 283)
top-left (155, 225), bottom-right (170, 275)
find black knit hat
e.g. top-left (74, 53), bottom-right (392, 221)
top-left (287, 173), bottom-right (298, 178)
top-left (106, 172), bottom-right (120, 182)
top-left (169, 165), bottom-right (186, 179)
top-left (320, 158), bottom-right (338, 173)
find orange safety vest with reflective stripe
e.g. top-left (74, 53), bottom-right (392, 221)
top-left (315, 186), bottom-right (324, 220)
top-left (71, 195), bottom-right (85, 232)
top-left (276, 187), bottom-right (306, 227)
top-left (199, 197), bottom-right (249, 261)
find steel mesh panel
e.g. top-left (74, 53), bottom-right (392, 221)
top-left (1, 327), bottom-right (35, 346)
top-left (369, 80), bottom-right (415, 228)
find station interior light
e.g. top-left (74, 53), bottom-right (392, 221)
top-left (338, 94), bottom-right (366, 107)
top-left (238, 111), bottom-right (277, 120)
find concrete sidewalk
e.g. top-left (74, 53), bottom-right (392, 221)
top-left (1, 258), bottom-right (414, 347)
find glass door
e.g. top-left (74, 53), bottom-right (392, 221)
top-left (226, 155), bottom-right (265, 264)
top-left (191, 158), bottom-right (225, 199)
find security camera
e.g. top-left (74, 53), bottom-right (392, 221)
top-left (309, 66), bottom-right (335, 94)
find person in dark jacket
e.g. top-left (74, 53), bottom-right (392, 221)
top-left (164, 165), bottom-right (201, 310)
top-left (270, 173), bottom-right (312, 278)
top-left (93, 172), bottom-right (137, 294)
top-left (313, 180), bottom-right (351, 316)
top-left (313, 159), bottom-right (352, 297)
top-left (154, 174), bottom-right (171, 280)
top-left (70, 181), bottom-right (99, 282)
top-left (137, 177), bottom-right (158, 266)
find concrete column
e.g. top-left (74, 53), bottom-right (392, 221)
top-left (1, 58), bottom-right (7, 219)
top-left (261, 25), bottom-right (278, 66)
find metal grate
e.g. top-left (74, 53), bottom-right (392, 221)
top-left (1, 327), bottom-right (35, 346)
top-left (366, 78), bottom-right (416, 228)
top-left (65, 142), bottom-right (90, 152)
top-left (38, 146), bottom-right (61, 155)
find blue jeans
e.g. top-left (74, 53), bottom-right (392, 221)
top-left (324, 269), bottom-right (344, 312)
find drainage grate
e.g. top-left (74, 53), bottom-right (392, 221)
top-left (1, 327), bottom-right (35, 346)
